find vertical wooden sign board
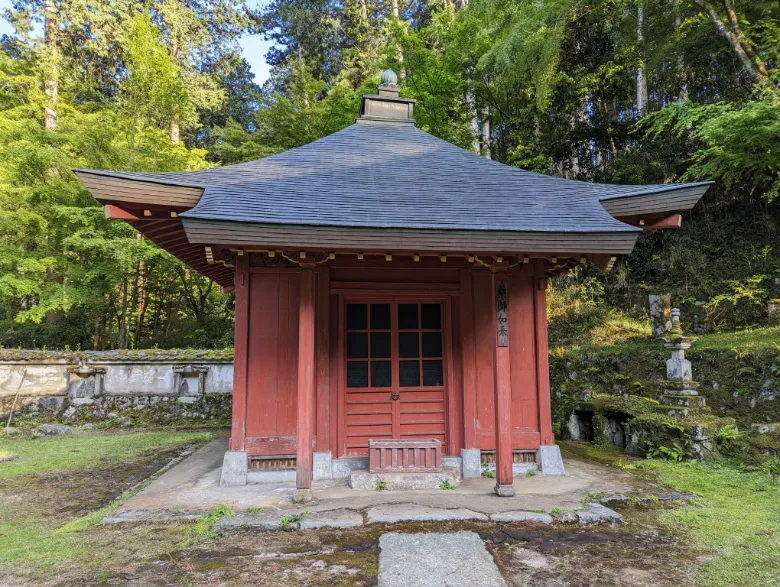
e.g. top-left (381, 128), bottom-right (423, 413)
top-left (496, 280), bottom-right (509, 347)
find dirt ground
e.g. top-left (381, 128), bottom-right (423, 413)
top-left (42, 515), bottom-right (698, 586)
top-left (0, 443), bottom-right (702, 587)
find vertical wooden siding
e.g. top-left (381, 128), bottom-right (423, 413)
top-left (245, 271), bottom-right (300, 454)
top-left (466, 271), bottom-right (543, 450)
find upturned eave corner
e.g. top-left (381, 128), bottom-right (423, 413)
top-left (599, 181), bottom-right (713, 230)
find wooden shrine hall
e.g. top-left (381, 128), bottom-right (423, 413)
top-left (75, 70), bottom-right (710, 499)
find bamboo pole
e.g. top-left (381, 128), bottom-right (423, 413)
top-left (5, 370), bottom-right (26, 432)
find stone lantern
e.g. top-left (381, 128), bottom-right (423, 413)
top-left (661, 308), bottom-right (704, 417)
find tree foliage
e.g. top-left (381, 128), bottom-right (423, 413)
top-left (0, 0), bottom-right (779, 349)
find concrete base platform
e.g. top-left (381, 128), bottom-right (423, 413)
top-left (106, 437), bottom-right (640, 527)
top-left (348, 467), bottom-right (460, 490)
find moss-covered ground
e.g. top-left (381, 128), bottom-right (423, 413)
top-left (0, 430), bottom-right (777, 585)
top-left (550, 326), bottom-right (780, 431)
top-left (0, 430), bottom-right (214, 580)
top-left (628, 458), bottom-right (780, 586)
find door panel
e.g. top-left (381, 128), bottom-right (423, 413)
top-left (343, 301), bottom-right (448, 455)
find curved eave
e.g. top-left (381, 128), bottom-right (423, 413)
top-left (73, 170), bottom-right (232, 288)
top-left (73, 170), bottom-right (204, 209)
top-left (599, 182), bottom-right (712, 220)
top-left (181, 218), bottom-right (641, 256)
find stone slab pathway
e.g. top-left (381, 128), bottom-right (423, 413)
top-left (367, 503), bottom-right (488, 524)
top-left (378, 531), bottom-right (506, 587)
top-left (210, 502), bottom-right (622, 533)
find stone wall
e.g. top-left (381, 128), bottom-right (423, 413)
top-left (550, 344), bottom-right (780, 432)
top-left (0, 349), bottom-right (234, 427)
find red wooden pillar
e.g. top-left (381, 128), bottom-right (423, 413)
top-left (492, 268), bottom-right (515, 496)
top-left (230, 253), bottom-right (249, 451)
top-left (534, 274), bottom-right (555, 445)
top-left (459, 269), bottom-right (477, 449)
top-left (315, 267), bottom-right (330, 451)
top-left (295, 265), bottom-right (317, 499)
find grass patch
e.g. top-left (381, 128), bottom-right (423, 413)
top-left (0, 430), bottom-right (214, 578)
top-left (559, 440), bottom-right (640, 468)
top-left (0, 449), bottom-right (17, 461)
top-left (280, 510), bottom-right (309, 530)
top-left (692, 326), bottom-right (780, 351)
top-left (182, 504), bottom-right (234, 546)
top-left (0, 430), bottom-right (214, 479)
top-left (554, 325), bottom-right (780, 356)
top-left (629, 459), bottom-right (780, 586)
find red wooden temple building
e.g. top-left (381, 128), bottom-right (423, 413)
top-left (75, 70), bottom-right (710, 499)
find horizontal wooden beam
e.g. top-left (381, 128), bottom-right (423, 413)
top-left (245, 435), bottom-right (297, 456)
top-left (104, 204), bottom-right (139, 220)
top-left (643, 214), bottom-right (682, 232)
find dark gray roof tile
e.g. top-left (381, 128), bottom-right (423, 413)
top-left (75, 123), bottom-right (710, 234)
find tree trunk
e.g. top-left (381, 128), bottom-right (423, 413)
top-left (43, 0), bottom-right (58, 131)
top-left (481, 115), bottom-right (491, 159)
top-left (693, 0), bottom-right (768, 83)
top-left (636, 2), bottom-right (648, 116)
top-left (723, 0), bottom-right (769, 78)
top-left (390, 0), bottom-right (406, 80)
top-left (118, 278), bottom-right (130, 349)
top-left (170, 107), bottom-right (180, 144)
top-left (360, 0), bottom-right (368, 20)
top-left (673, 1), bottom-right (688, 101)
top-left (133, 235), bottom-right (147, 344)
top-left (466, 88), bottom-right (479, 153)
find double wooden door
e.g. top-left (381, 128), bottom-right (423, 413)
top-left (342, 301), bottom-right (447, 455)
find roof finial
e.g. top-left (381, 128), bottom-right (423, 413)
top-left (378, 69), bottom-right (400, 97)
top-left (380, 68), bottom-right (398, 87)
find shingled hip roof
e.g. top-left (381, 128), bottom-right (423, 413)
top-left (74, 122), bottom-right (710, 233)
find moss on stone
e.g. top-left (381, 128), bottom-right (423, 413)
top-left (0, 348), bottom-right (235, 363)
top-left (551, 339), bottom-right (780, 431)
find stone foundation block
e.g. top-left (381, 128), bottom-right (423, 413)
top-left (349, 466), bottom-right (460, 491)
top-left (494, 483), bottom-right (516, 497)
top-left (536, 445), bottom-right (566, 475)
top-left (460, 448), bottom-right (482, 478)
top-left (312, 451), bottom-right (332, 480)
top-left (246, 469), bottom-right (296, 483)
top-left (332, 456), bottom-right (368, 479)
top-left (219, 450), bottom-right (248, 486)
top-left (442, 456), bottom-right (462, 474)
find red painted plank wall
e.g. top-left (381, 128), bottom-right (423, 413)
top-left (467, 272), bottom-right (542, 450)
top-left (245, 272), bottom-right (300, 455)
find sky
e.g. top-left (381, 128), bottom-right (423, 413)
top-left (0, 0), bottom-right (274, 85)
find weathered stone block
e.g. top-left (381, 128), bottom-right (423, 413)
top-left (577, 503), bottom-right (622, 525)
top-left (649, 294), bottom-right (672, 336)
top-left (312, 451), bottom-right (332, 481)
top-left (490, 511), bottom-right (553, 524)
top-left (565, 412), bottom-right (582, 441)
top-left (536, 445), bottom-right (566, 475)
top-left (460, 448), bottom-right (482, 478)
top-left (348, 467), bottom-right (460, 490)
top-left (378, 532), bottom-right (505, 587)
top-left (219, 450), bottom-right (248, 486)
top-left (367, 504), bottom-right (487, 524)
top-left (666, 352), bottom-right (692, 381)
top-left (592, 414), bottom-right (613, 446)
top-left (32, 424), bottom-right (72, 436)
top-left (494, 483), bottom-right (516, 497)
top-left (331, 456), bottom-right (368, 479)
